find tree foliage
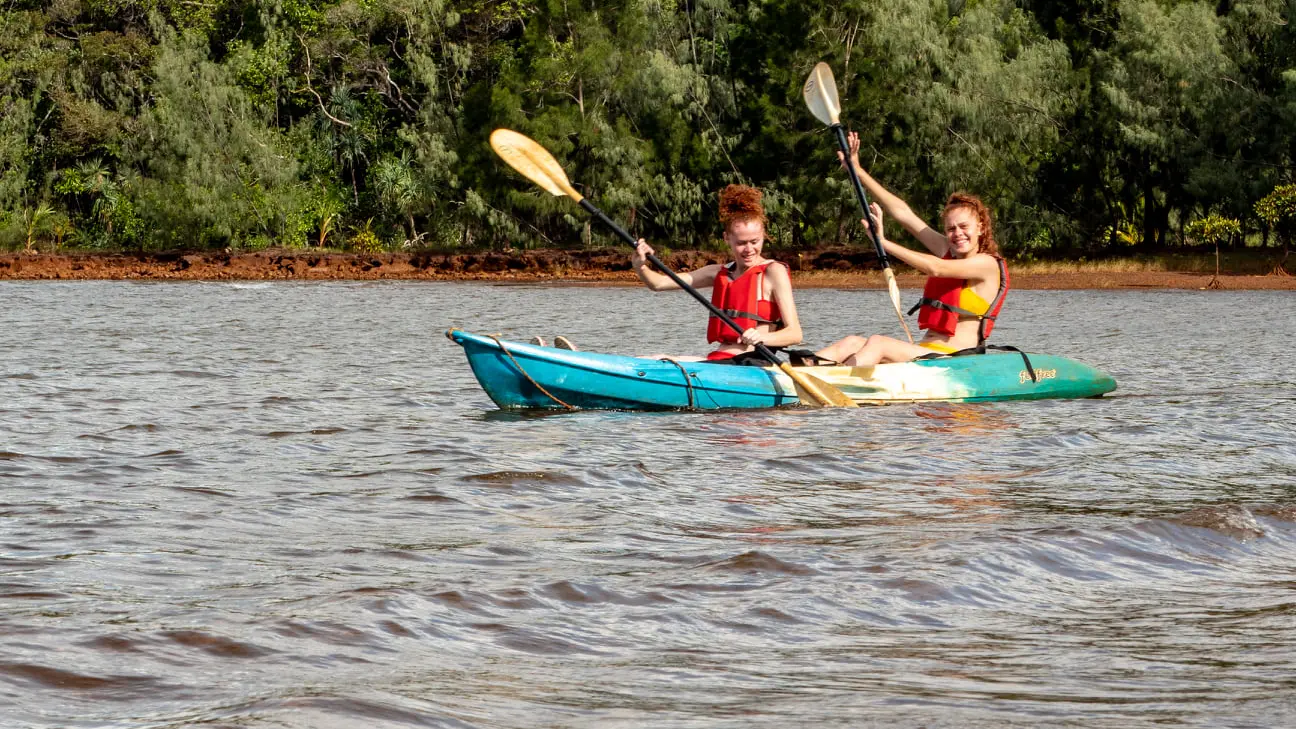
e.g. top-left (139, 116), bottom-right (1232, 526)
top-left (1184, 213), bottom-right (1241, 246)
top-left (0, 0), bottom-right (1293, 254)
top-left (1255, 183), bottom-right (1296, 239)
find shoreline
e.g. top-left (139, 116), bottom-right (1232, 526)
top-left (0, 250), bottom-right (1292, 289)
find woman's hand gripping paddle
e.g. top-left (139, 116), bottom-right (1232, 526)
top-left (803, 63), bottom-right (914, 344)
top-left (489, 128), bottom-right (856, 408)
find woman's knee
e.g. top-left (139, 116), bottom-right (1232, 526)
top-left (840, 334), bottom-right (868, 351)
top-left (818, 335), bottom-right (859, 356)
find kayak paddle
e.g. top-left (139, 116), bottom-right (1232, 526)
top-left (488, 128), bottom-right (856, 409)
top-left (803, 62), bottom-right (915, 344)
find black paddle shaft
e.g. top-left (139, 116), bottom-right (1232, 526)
top-left (577, 198), bottom-right (785, 366)
top-left (832, 124), bottom-right (892, 270)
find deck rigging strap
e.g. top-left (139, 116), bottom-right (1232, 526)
top-left (987, 345), bottom-right (1036, 382)
top-left (916, 344), bottom-right (1037, 383)
top-left (659, 358), bottom-right (696, 409)
top-left (488, 334), bottom-right (578, 410)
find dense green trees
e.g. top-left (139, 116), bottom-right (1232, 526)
top-left (0, 0), bottom-right (1292, 257)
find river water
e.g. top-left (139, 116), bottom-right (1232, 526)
top-left (2, 281), bottom-right (1294, 728)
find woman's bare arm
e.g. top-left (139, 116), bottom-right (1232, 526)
top-left (631, 239), bottom-right (719, 291)
top-left (742, 262), bottom-right (802, 348)
top-left (840, 132), bottom-right (948, 257)
top-left (882, 240), bottom-right (997, 282)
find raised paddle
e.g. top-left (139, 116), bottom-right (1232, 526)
top-left (489, 128), bottom-right (856, 409)
top-left (803, 62), bottom-right (915, 344)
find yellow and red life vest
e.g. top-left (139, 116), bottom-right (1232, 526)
top-left (910, 256), bottom-right (1009, 345)
top-left (706, 261), bottom-right (784, 344)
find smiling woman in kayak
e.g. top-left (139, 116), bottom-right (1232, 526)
top-left (816, 132), bottom-right (1008, 366)
top-left (630, 184), bottom-right (803, 362)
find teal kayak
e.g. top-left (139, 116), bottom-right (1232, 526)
top-left (447, 329), bottom-right (1117, 410)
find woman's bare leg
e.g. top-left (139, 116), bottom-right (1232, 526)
top-left (841, 335), bottom-right (931, 366)
top-left (815, 335), bottom-right (867, 364)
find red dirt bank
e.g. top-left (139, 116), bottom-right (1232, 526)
top-left (0, 249), bottom-right (1292, 289)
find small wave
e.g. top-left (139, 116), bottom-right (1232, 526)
top-left (161, 630), bottom-right (273, 658)
top-left (169, 485), bottom-right (236, 498)
top-left (0, 661), bottom-right (166, 694)
top-left (1165, 504), bottom-right (1267, 540)
top-left (265, 427), bottom-right (347, 438)
top-left (75, 433), bottom-right (115, 442)
top-left (471, 622), bottom-right (608, 656)
top-left (405, 447), bottom-right (467, 457)
top-left (249, 695), bottom-right (478, 728)
top-left (171, 369), bottom-right (230, 379)
top-left (539, 580), bottom-right (676, 607)
top-left (272, 620), bottom-right (380, 649)
top-left (379, 620), bottom-right (417, 638)
top-left (748, 606), bottom-right (804, 623)
top-left (430, 590), bottom-right (507, 615)
top-left (405, 490), bottom-right (454, 502)
top-left (703, 550), bottom-right (818, 576)
top-left (0, 451), bottom-right (89, 464)
top-left (0, 583), bottom-right (68, 600)
top-left (79, 635), bottom-right (148, 653)
top-left (459, 470), bottom-right (584, 489)
top-left (876, 576), bottom-right (962, 604)
top-left (1253, 504), bottom-right (1296, 523)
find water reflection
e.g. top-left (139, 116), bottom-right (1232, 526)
top-left (912, 402), bottom-right (1018, 435)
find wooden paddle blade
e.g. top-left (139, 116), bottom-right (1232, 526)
top-left (883, 268), bottom-right (915, 344)
top-left (780, 363), bottom-right (857, 408)
top-left (489, 129), bottom-right (583, 201)
top-left (802, 62), bottom-right (842, 126)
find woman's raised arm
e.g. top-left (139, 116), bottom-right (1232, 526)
top-left (839, 132), bottom-right (948, 258)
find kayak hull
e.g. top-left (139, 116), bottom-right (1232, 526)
top-left (447, 329), bottom-right (1117, 410)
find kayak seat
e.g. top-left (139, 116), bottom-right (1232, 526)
top-left (785, 349), bottom-right (841, 367)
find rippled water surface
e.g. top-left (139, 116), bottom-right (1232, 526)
top-left (3, 281), bottom-right (1294, 728)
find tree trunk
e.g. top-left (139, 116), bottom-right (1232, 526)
top-left (1142, 195), bottom-right (1166, 250)
top-left (1206, 243), bottom-right (1223, 289)
top-left (1141, 197), bottom-right (1155, 249)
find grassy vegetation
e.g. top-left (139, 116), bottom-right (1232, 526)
top-left (1011, 250), bottom-right (1287, 275)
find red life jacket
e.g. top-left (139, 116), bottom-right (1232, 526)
top-left (706, 261), bottom-right (784, 344)
top-left (908, 256), bottom-right (1009, 345)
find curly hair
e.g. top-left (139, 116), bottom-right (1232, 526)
top-left (718, 184), bottom-right (767, 231)
top-left (944, 192), bottom-right (998, 256)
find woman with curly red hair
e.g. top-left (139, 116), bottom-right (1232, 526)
top-left (816, 132), bottom-right (1009, 366)
top-left (630, 184), bottom-right (804, 362)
